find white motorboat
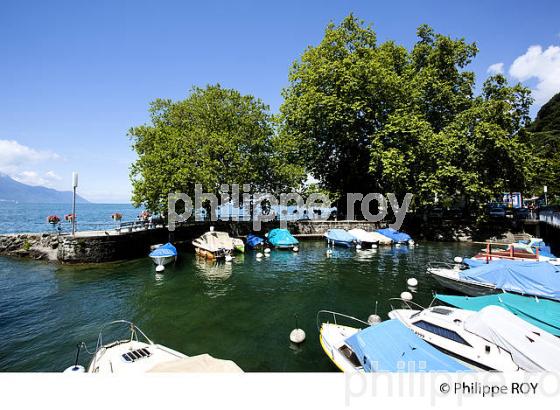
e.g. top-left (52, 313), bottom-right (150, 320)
top-left (149, 243), bottom-right (177, 272)
top-left (348, 228), bottom-right (391, 246)
top-left (317, 310), bottom-right (470, 373)
top-left (389, 302), bottom-right (560, 372)
top-left (427, 262), bottom-right (496, 296)
top-left (192, 229), bottom-right (235, 259)
top-left (64, 320), bottom-right (243, 374)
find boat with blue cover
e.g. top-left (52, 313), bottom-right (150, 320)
top-left (149, 243), bottom-right (177, 271)
top-left (317, 311), bottom-right (470, 373)
top-left (324, 229), bottom-right (355, 247)
top-left (435, 293), bottom-right (560, 337)
top-left (246, 233), bottom-right (264, 250)
top-left (267, 228), bottom-right (299, 250)
top-left (429, 260), bottom-right (560, 301)
top-left (376, 228), bottom-right (413, 244)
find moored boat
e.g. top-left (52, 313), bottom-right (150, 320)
top-left (324, 229), bottom-right (355, 247)
top-left (317, 310), bottom-right (470, 373)
top-left (348, 228), bottom-right (391, 246)
top-left (232, 238), bottom-right (245, 253)
top-left (246, 233), bottom-right (264, 250)
top-left (149, 242), bottom-right (177, 272)
top-left (376, 228), bottom-right (413, 245)
top-left (64, 320), bottom-right (243, 374)
top-left (267, 228), bottom-right (299, 250)
top-left (192, 229), bottom-right (235, 259)
top-left (435, 293), bottom-right (560, 337)
top-left (389, 304), bottom-right (560, 372)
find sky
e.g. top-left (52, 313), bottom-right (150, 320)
top-left (1, 0), bottom-right (559, 203)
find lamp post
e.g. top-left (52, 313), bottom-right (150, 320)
top-left (72, 172), bottom-right (78, 236)
top-left (544, 185), bottom-right (548, 207)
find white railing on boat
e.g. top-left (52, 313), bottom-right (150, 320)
top-left (316, 310), bottom-right (369, 331)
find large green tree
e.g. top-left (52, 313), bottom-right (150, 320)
top-left (129, 85), bottom-right (305, 212)
top-left (279, 15), bottom-right (536, 214)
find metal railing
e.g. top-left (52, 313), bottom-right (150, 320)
top-left (316, 310), bottom-right (369, 331)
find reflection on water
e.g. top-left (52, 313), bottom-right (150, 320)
top-left (0, 240), bottom-right (479, 372)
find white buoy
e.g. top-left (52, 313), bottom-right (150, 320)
top-left (454, 256), bottom-right (463, 264)
top-left (290, 328), bottom-right (306, 344)
top-left (264, 252), bottom-right (270, 257)
top-left (400, 291), bottom-right (413, 301)
top-left (292, 246), bottom-right (299, 252)
top-left (395, 243), bottom-right (401, 248)
top-left (326, 249), bottom-right (333, 257)
top-left (156, 265), bottom-right (165, 272)
top-left (407, 278), bottom-right (418, 287)
top-left (264, 248), bottom-right (271, 254)
top-left (63, 365), bottom-right (85, 373)
top-left (367, 314), bottom-right (381, 325)
top-left (408, 240), bottom-right (415, 246)
top-left (256, 252), bottom-right (264, 259)
top-left (225, 255), bottom-right (233, 262)
top-left (371, 244), bottom-right (378, 249)
top-left (356, 244), bottom-right (362, 250)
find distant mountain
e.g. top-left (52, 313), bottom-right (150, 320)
top-left (0, 173), bottom-right (90, 203)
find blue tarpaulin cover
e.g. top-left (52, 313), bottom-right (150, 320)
top-left (436, 293), bottom-right (560, 336)
top-left (267, 229), bottom-right (299, 247)
top-left (376, 228), bottom-right (412, 243)
top-left (458, 260), bottom-right (560, 301)
top-left (149, 242), bottom-right (177, 257)
top-left (325, 229), bottom-right (355, 246)
top-left (246, 234), bottom-right (264, 249)
top-left (463, 258), bottom-right (486, 268)
top-left (344, 319), bottom-right (470, 372)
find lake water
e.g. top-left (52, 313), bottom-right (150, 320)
top-left (0, 239), bottom-right (479, 372)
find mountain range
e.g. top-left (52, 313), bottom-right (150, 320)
top-left (0, 173), bottom-right (90, 203)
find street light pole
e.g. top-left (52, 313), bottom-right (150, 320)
top-left (544, 185), bottom-right (548, 207)
top-left (72, 172), bottom-right (78, 236)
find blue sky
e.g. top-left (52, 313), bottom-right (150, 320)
top-left (1, 0), bottom-right (559, 203)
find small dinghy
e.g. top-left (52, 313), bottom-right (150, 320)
top-left (149, 243), bottom-right (177, 272)
top-left (267, 228), bottom-right (299, 250)
top-left (348, 228), bottom-right (391, 246)
top-left (324, 229), bottom-right (355, 247)
top-left (317, 310), bottom-right (469, 373)
top-left (64, 320), bottom-right (243, 374)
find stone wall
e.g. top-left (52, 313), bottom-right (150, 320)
top-left (0, 233), bottom-right (59, 261)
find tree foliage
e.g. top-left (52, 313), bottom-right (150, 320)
top-left (129, 85), bottom-right (305, 212)
top-left (279, 15), bottom-right (536, 212)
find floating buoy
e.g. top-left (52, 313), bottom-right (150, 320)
top-left (256, 252), bottom-right (263, 259)
top-left (356, 244), bottom-right (362, 250)
top-left (225, 255), bottom-right (233, 262)
top-left (326, 249), bottom-right (333, 257)
top-left (264, 252), bottom-right (270, 257)
top-left (408, 240), bottom-right (415, 246)
top-left (292, 246), bottom-right (299, 252)
top-left (290, 328), bottom-right (306, 344)
top-left (454, 256), bottom-right (463, 264)
top-left (63, 365), bottom-right (85, 373)
top-left (156, 265), bottom-right (165, 272)
top-left (400, 291), bottom-right (413, 301)
top-left (371, 244), bottom-right (378, 249)
top-left (290, 314), bottom-right (306, 344)
top-left (264, 248), bottom-right (271, 254)
top-left (395, 243), bottom-right (401, 248)
top-left (407, 278), bottom-right (418, 287)
top-left (367, 314), bottom-right (381, 325)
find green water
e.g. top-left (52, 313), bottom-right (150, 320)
top-left (0, 241), bottom-right (478, 372)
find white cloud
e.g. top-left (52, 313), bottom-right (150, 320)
top-left (0, 139), bottom-right (63, 187)
top-left (487, 62), bottom-right (504, 75)
top-left (509, 45), bottom-right (560, 105)
top-left (0, 139), bottom-right (60, 174)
